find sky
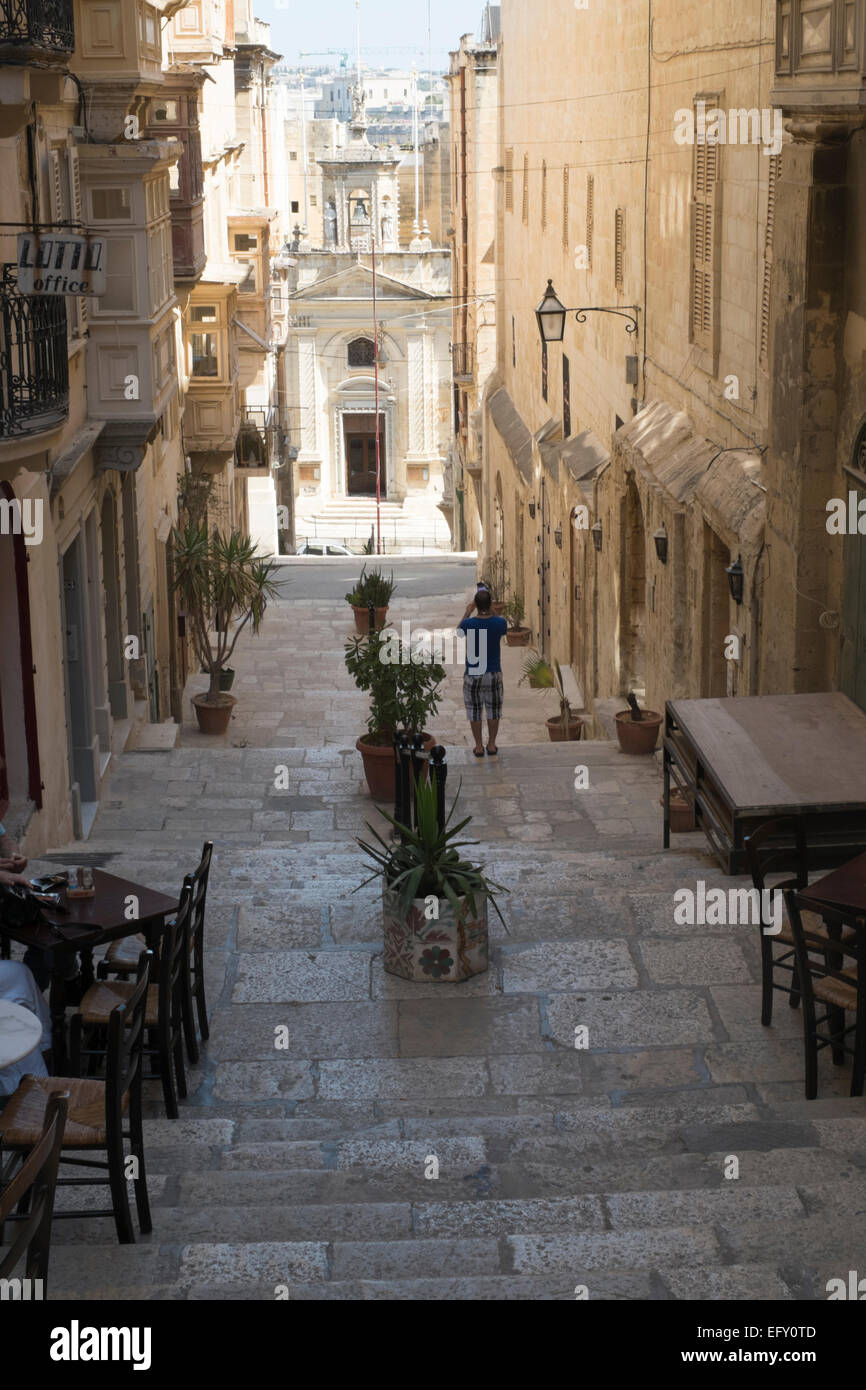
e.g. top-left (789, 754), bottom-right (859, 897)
top-left (257, 0), bottom-right (483, 68)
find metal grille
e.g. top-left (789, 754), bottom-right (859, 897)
top-left (0, 0), bottom-right (74, 51)
top-left (0, 264), bottom-right (69, 437)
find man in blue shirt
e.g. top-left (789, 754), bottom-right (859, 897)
top-left (458, 589), bottom-right (508, 757)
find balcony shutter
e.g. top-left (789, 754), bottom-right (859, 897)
top-left (68, 149), bottom-right (87, 337)
top-left (690, 121), bottom-right (719, 351)
top-left (585, 173), bottom-right (594, 269)
top-left (614, 207), bottom-right (625, 290)
top-left (760, 154), bottom-right (779, 365)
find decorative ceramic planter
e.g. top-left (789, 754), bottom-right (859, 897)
top-left (352, 604), bottom-right (389, 635)
top-left (356, 733), bottom-right (436, 801)
top-left (193, 693), bottom-right (236, 735)
top-left (615, 709), bottom-right (663, 754)
top-left (382, 887), bottom-right (489, 982)
top-left (505, 627), bottom-right (531, 646)
top-left (546, 715), bottom-right (583, 742)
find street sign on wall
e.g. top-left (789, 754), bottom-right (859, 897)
top-left (16, 234), bottom-right (107, 296)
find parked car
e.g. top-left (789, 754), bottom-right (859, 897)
top-left (295, 540), bottom-right (355, 557)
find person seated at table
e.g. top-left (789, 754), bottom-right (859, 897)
top-left (0, 818), bottom-right (28, 884)
top-left (0, 959), bottom-right (50, 1102)
top-left (0, 822), bottom-right (83, 998)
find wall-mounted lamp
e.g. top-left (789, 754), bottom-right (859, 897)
top-left (535, 278), bottom-right (640, 344)
top-left (554, 523), bottom-right (563, 549)
top-left (653, 524), bottom-right (668, 565)
top-left (591, 520), bottom-right (603, 553)
top-left (725, 555), bottom-right (745, 604)
top-left (528, 499), bottom-right (536, 519)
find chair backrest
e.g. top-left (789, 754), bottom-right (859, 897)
top-left (0, 1090), bottom-right (68, 1291)
top-left (105, 951), bottom-right (151, 1144)
top-left (189, 840), bottom-right (213, 955)
top-left (746, 817), bottom-right (808, 893)
top-left (785, 890), bottom-right (866, 1009)
top-left (157, 878), bottom-right (193, 1033)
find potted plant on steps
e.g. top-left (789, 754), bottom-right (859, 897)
top-left (479, 552), bottom-right (509, 616)
top-left (356, 776), bottom-right (506, 982)
top-left (503, 593), bottom-right (531, 646)
top-left (615, 691), bottom-right (664, 755)
top-left (345, 565), bottom-right (396, 635)
top-left (345, 624), bottom-right (445, 800)
top-left (520, 655), bottom-right (583, 741)
top-left (171, 521), bottom-right (279, 735)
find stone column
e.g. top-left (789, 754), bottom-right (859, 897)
top-left (761, 115), bottom-right (866, 694)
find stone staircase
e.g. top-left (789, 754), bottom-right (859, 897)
top-left (27, 739), bottom-right (866, 1301)
top-left (295, 496), bottom-right (452, 553)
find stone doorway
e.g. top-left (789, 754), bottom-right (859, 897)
top-left (344, 413), bottom-right (385, 497)
top-left (620, 475), bottom-right (646, 695)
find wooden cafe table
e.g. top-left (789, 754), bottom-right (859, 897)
top-left (663, 692), bottom-right (866, 875)
top-left (0, 869), bottom-right (178, 1072)
top-left (799, 852), bottom-right (866, 921)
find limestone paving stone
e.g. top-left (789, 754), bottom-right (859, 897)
top-left (545, 989), bottom-right (717, 1049)
top-left (501, 939), bottom-right (637, 993)
top-left (508, 1227), bottom-right (721, 1273)
top-left (639, 939), bottom-right (754, 986)
top-left (232, 950), bottom-right (372, 1003)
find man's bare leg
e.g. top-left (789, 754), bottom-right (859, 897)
top-left (470, 719), bottom-right (484, 755)
top-left (487, 718), bottom-right (500, 754)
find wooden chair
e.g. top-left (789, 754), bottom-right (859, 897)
top-left (72, 883), bottom-right (192, 1120)
top-left (744, 817), bottom-right (851, 1025)
top-left (0, 1091), bottom-right (67, 1297)
top-left (785, 891), bottom-right (866, 1098)
top-left (98, 841), bottom-right (213, 1065)
top-left (0, 955), bottom-right (151, 1244)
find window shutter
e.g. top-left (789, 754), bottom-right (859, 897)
top-left (690, 117), bottom-right (719, 351)
top-left (562, 164), bottom-right (570, 252)
top-left (49, 149), bottom-right (64, 224)
top-left (585, 173), bottom-right (594, 269)
top-left (760, 154), bottom-right (779, 364)
top-left (505, 147), bottom-right (514, 212)
top-left (614, 207), bottom-right (625, 291)
top-left (522, 153), bottom-right (529, 224)
top-left (68, 149), bottom-right (87, 337)
top-left (541, 160), bottom-right (547, 229)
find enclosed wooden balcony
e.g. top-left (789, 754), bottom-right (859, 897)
top-left (145, 83), bottom-right (205, 283)
top-left (773, 0), bottom-right (866, 108)
top-left (0, 0), bottom-right (74, 59)
top-left (0, 264), bottom-right (69, 438)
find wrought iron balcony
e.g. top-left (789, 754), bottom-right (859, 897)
top-left (774, 0), bottom-right (866, 106)
top-left (0, 264), bottom-right (69, 438)
top-left (452, 342), bottom-right (475, 379)
top-left (0, 0), bottom-right (74, 56)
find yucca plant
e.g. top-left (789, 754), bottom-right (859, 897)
top-left (171, 521), bottom-right (280, 705)
top-left (520, 653), bottom-right (574, 732)
top-left (345, 564), bottom-right (396, 609)
top-left (355, 776), bottom-right (507, 925)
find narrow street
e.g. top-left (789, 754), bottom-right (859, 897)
top-left (28, 571), bottom-right (863, 1300)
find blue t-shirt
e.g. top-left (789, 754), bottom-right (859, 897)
top-left (459, 615), bottom-right (508, 676)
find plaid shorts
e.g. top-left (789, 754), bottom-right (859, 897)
top-left (464, 671), bottom-right (504, 721)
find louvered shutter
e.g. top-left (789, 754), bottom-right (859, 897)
top-left (585, 173), bottom-right (594, 269)
top-left (68, 148), bottom-right (87, 337)
top-left (562, 164), bottom-right (570, 251)
top-left (690, 129), bottom-right (718, 350)
top-left (760, 154), bottom-right (779, 364)
top-left (541, 160), bottom-right (547, 229)
top-left (505, 148), bottom-right (514, 212)
top-left (522, 154), bottom-right (529, 223)
top-left (614, 208), bottom-right (625, 290)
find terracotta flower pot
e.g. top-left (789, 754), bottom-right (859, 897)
top-left (218, 667), bottom-right (235, 692)
top-left (661, 789), bottom-right (697, 832)
top-left (615, 709), bottom-right (663, 754)
top-left (491, 601), bottom-right (506, 616)
top-left (352, 604), bottom-right (389, 635)
top-left (356, 733), bottom-right (436, 801)
top-left (193, 693), bottom-right (237, 735)
top-left (546, 715), bottom-right (583, 742)
top-left (383, 887), bottom-right (489, 982)
top-left (505, 627), bottom-right (531, 646)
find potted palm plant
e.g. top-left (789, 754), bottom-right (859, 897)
top-left (615, 692), bottom-right (663, 755)
top-left (345, 565), bottom-right (396, 634)
top-left (479, 552), bottom-right (509, 616)
top-left (503, 593), bottom-right (531, 646)
top-left (345, 625), bottom-right (445, 800)
top-left (356, 777), bottom-right (506, 982)
top-left (520, 654), bottom-right (583, 741)
top-left (171, 521), bottom-right (280, 735)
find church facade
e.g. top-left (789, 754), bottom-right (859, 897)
top-left (285, 88), bottom-right (452, 531)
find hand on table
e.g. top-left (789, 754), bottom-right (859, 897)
top-left (0, 868), bottom-right (30, 887)
top-left (0, 854), bottom-right (27, 874)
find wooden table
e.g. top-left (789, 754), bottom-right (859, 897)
top-left (663, 693), bottom-right (866, 875)
top-left (799, 852), bottom-right (866, 918)
top-left (0, 999), bottom-right (43, 1069)
top-left (0, 869), bottom-right (178, 1071)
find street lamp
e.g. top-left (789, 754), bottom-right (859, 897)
top-left (725, 555), bottom-right (745, 604)
top-left (535, 280), bottom-right (568, 344)
top-left (591, 520), bottom-right (603, 553)
top-left (653, 524), bottom-right (668, 564)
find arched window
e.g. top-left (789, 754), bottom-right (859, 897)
top-left (348, 337), bottom-right (375, 368)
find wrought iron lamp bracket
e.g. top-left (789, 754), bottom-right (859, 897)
top-left (572, 306), bottom-right (640, 334)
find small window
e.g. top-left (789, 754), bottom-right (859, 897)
top-left (150, 99), bottom-right (179, 123)
top-left (290, 151), bottom-right (298, 161)
top-left (238, 263), bottom-right (256, 293)
top-left (91, 187), bottom-right (132, 221)
top-left (310, 195), bottom-right (318, 206)
top-left (291, 200), bottom-right (299, 213)
top-left (191, 304), bottom-right (217, 323)
top-left (191, 332), bottom-right (219, 377)
top-left (234, 233), bottom-right (258, 251)
top-left (348, 337), bottom-right (376, 367)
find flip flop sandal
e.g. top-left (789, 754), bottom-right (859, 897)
top-left (473, 749), bottom-right (486, 757)
top-left (486, 747), bottom-right (498, 756)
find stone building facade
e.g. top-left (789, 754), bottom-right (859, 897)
top-left (472, 0), bottom-right (866, 727)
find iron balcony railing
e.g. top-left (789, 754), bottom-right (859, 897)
top-left (452, 342), bottom-right (475, 378)
top-left (0, 264), bottom-right (69, 438)
top-left (0, 0), bottom-right (74, 53)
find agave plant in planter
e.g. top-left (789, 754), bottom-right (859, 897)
top-left (502, 593), bottom-right (531, 646)
top-left (520, 654), bottom-right (583, 741)
top-left (356, 776), bottom-right (506, 982)
top-left (345, 564), bottom-right (396, 634)
top-left (345, 625), bottom-right (445, 800)
top-left (616, 691), bottom-right (663, 755)
top-left (171, 521), bottom-right (280, 735)
top-left (478, 551), bottom-right (509, 615)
